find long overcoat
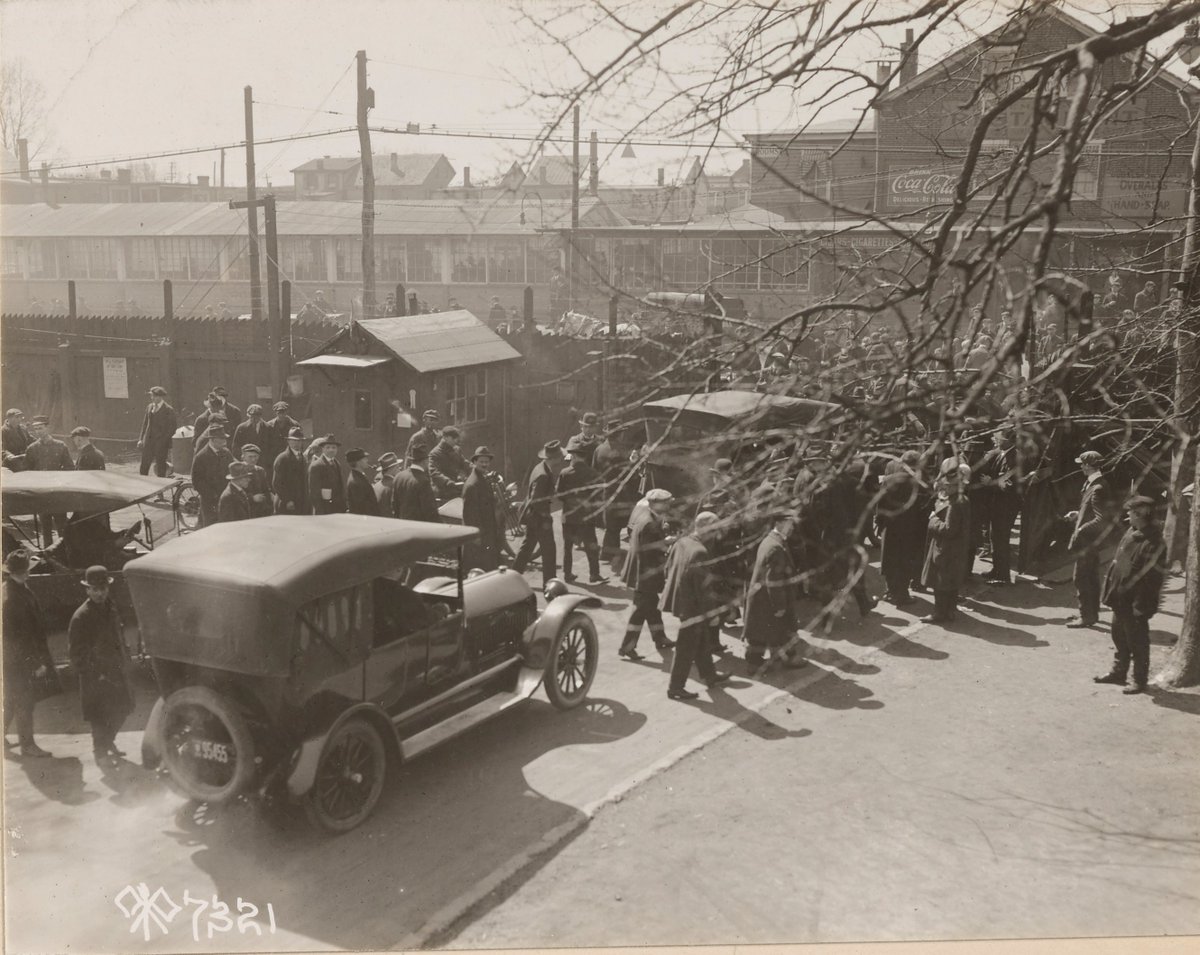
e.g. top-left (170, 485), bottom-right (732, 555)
top-left (921, 492), bottom-right (971, 591)
top-left (68, 597), bottom-right (133, 725)
top-left (621, 509), bottom-right (668, 595)
top-left (743, 529), bottom-right (799, 650)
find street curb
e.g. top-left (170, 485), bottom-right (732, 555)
top-left (400, 614), bottom-right (925, 950)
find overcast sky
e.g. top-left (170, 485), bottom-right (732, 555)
top-left (0, 0), bottom-right (1183, 188)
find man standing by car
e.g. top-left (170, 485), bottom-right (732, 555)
top-left (309, 436), bottom-right (347, 515)
top-left (272, 427), bottom-right (309, 515)
top-left (1094, 496), bottom-right (1167, 695)
top-left (138, 387), bottom-right (176, 477)
top-left (462, 446), bottom-right (502, 571)
top-left (429, 425), bottom-right (470, 501)
top-left (3, 549), bottom-right (56, 758)
top-left (346, 449), bottom-right (380, 516)
top-left (1066, 450), bottom-right (1116, 629)
top-left (406, 409), bottom-right (441, 464)
top-left (26, 415), bottom-right (74, 546)
top-left (557, 436), bottom-right (606, 585)
top-left (374, 452), bottom-right (403, 517)
top-left (68, 565), bottom-right (133, 762)
top-left (72, 426), bottom-right (106, 471)
top-left (218, 462), bottom-right (255, 523)
top-left (514, 441), bottom-right (566, 588)
top-left (192, 426), bottom-right (235, 527)
top-left (619, 487), bottom-right (675, 660)
top-left (662, 511), bottom-right (729, 699)
top-left (392, 443), bottom-right (439, 522)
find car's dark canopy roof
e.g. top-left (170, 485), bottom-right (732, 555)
top-left (2, 469), bottom-right (180, 516)
top-left (641, 390), bottom-right (836, 421)
top-left (125, 515), bottom-right (476, 605)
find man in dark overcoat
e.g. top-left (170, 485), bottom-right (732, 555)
top-left (975, 429), bottom-right (1023, 585)
top-left (72, 426), bottom-right (106, 470)
top-left (238, 445), bottom-right (273, 517)
top-left (557, 436), bottom-right (606, 584)
top-left (308, 435), bottom-right (347, 515)
top-left (192, 426), bottom-right (235, 527)
top-left (138, 387), bottom-right (177, 477)
top-left (743, 512), bottom-right (806, 669)
top-left (210, 386), bottom-right (244, 437)
top-left (233, 404), bottom-right (271, 461)
top-left (2, 408), bottom-right (30, 470)
top-left (406, 409), bottom-right (441, 464)
top-left (1066, 450), bottom-right (1116, 628)
top-left (1094, 496), bottom-right (1166, 694)
top-left (375, 452), bottom-right (403, 516)
top-left (68, 565), bottom-right (133, 761)
top-left (876, 451), bottom-right (925, 606)
top-left (192, 394), bottom-right (228, 454)
top-left (218, 462), bottom-right (255, 523)
top-left (391, 443), bottom-right (439, 522)
top-left (346, 448), bottom-right (380, 516)
top-left (920, 458), bottom-right (971, 624)
top-left (272, 427), bottom-right (309, 514)
top-left (513, 441), bottom-right (566, 588)
top-left (593, 426), bottom-right (640, 573)
top-left (619, 488), bottom-right (675, 658)
top-left (462, 447), bottom-right (502, 571)
top-left (3, 550), bottom-right (56, 757)
top-left (429, 426), bottom-right (471, 501)
top-left (264, 401), bottom-right (299, 471)
top-left (662, 511), bottom-right (729, 699)
top-left (25, 415), bottom-right (74, 546)
top-left (565, 411), bottom-right (601, 468)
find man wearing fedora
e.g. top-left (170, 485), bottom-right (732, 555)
top-left (620, 487), bottom-right (676, 659)
top-left (309, 436), bottom-right (347, 515)
top-left (272, 427), bottom-right (309, 515)
top-left (406, 409), bottom-right (441, 464)
top-left (462, 446), bottom-right (502, 571)
top-left (71, 426), bottom-right (105, 471)
top-left (191, 394), bottom-right (229, 455)
top-left (566, 412), bottom-right (601, 467)
top-left (391, 442), bottom-right (439, 522)
top-left (238, 444), bottom-right (272, 517)
top-left (264, 400), bottom-right (300, 471)
top-left (192, 425), bottom-right (235, 527)
top-left (346, 449), bottom-right (381, 516)
top-left (1065, 450), bottom-right (1116, 628)
top-left (557, 435), bottom-right (607, 584)
top-left (218, 462), bottom-right (256, 522)
top-left (374, 452), bottom-right (403, 516)
top-left (3, 550), bottom-right (56, 758)
top-left (514, 440), bottom-right (566, 587)
top-left (68, 566), bottom-right (133, 761)
top-left (138, 386), bottom-right (177, 477)
top-left (1095, 496), bottom-right (1167, 694)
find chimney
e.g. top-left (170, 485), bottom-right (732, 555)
top-left (657, 167), bottom-right (665, 187)
top-left (17, 138), bottom-right (29, 180)
top-left (463, 166), bottom-right (471, 188)
top-left (198, 175), bottom-right (210, 187)
top-left (589, 131), bottom-right (599, 195)
top-left (899, 27), bottom-right (919, 83)
top-left (317, 158), bottom-right (325, 171)
top-left (390, 152), bottom-right (401, 177)
top-left (117, 167), bottom-right (132, 184)
top-left (539, 165), bottom-right (548, 184)
top-left (876, 62), bottom-right (892, 90)
top-left (99, 169), bottom-right (112, 180)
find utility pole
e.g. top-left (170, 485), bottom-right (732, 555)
top-left (569, 104), bottom-right (580, 312)
top-left (244, 87), bottom-right (263, 323)
top-left (357, 50), bottom-right (376, 318)
top-left (231, 194), bottom-right (284, 397)
top-left (220, 148), bottom-right (226, 188)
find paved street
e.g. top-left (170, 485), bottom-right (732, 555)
top-left (4, 508), bottom-right (1199, 953)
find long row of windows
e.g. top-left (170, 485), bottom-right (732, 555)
top-left (581, 237), bottom-right (812, 291)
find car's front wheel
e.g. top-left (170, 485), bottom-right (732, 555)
top-left (544, 611), bottom-right (598, 710)
top-left (303, 717), bottom-right (388, 834)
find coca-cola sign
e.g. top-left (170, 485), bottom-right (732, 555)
top-left (889, 166), bottom-right (958, 207)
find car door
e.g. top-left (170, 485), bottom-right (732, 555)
top-left (365, 577), bottom-right (430, 714)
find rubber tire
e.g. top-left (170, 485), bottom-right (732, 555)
top-left (140, 696), bottom-right (165, 771)
top-left (303, 717), bottom-right (388, 834)
top-left (175, 483), bottom-right (202, 531)
top-left (543, 611), bottom-right (598, 710)
top-left (159, 686), bottom-right (257, 804)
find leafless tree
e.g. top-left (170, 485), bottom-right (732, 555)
top-left (0, 59), bottom-right (50, 160)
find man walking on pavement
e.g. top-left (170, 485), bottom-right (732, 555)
top-left (346, 449), bottom-right (380, 516)
top-left (391, 443), bottom-right (439, 523)
top-left (137, 387), bottom-right (176, 477)
top-left (218, 462), bottom-right (255, 523)
top-left (1066, 450), bottom-right (1116, 629)
top-left (192, 425), bottom-right (234, 527)
top-left (308, 436), bottom-right (347, 515)
top-left (3, 550), bottom-right (56, 758)
top-left (514, 441), bottom-right (566, 588)
top-left (662, 511), bottom-right (730, 700)
top-left (743, 511), bottom-right (807, 670)
top-left (557, 436), bottom-right (607, 584)
top-left (619, 487), bottom-right (676, 660)
top-left (68, 566), bottom-right (133, 762)
top-left (593, 423), bottom-right (638, 573)
top-left (374, 452), bottom-right (403, 517)
top-left (272, 427), bottom-right (309, 515)
top-left (462, 447), bottom-right (502, 571)
top-left (1094, 496), bottom-right (1166, 695)
top-left (407, 409), bottom-right (441, 463)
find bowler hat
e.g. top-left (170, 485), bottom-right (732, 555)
top-left (5, 549), bottom-right (31, 575)
top-left (539, 440), bottom-right (565, 461)
top-left (80, 565), bottom-right (113, 587)
top-left (70, 426), bottom-right (92, 437)
top-left (226, 461), bottom-right (253, 481)
top-left (240, 444), bottom-right (261, 456)
top-left (346, 448), bottom-right (368, 465)
top-left (148, 386), bottom-right (167, 397)
top-left (377, 451), bottom-right (401, 470)
top-left (212, 386), bottom-right (229, 397)
top-left (319, 434), bottom-right (340, 447)
top-left (287, 426), bottom-right (307, 440)
top-left (471, 446), bottom-right (494, 462)
top-left (272, 400), bottom-right (290, 412)
top-left (579, 412), bottom-right (599, 427)
top-left (1075, 450), bottom-right (1102, 466)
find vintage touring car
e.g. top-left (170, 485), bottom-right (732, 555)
top-left (126, 515), bottom-right (599, 833)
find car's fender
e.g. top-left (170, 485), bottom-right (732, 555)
top-left (141, 696), bottom-right (165, 770)
top-left (521, 593), bottom-right (601, 669)
top-left (285, 702), bottom-right (400, 799)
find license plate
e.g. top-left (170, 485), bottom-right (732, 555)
top-left (188, 739), bottom-right (230, 764)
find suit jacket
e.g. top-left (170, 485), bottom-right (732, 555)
top-left (622, 509), bottom-right (668, 594)
top-left (192, 444), bottom-right (234, 504)
top-left (1071, 475), bottom-right (1115, 551)
top-left (391, 466), bottom-right (439, 522)
top-left (308, 457), bottom-right (347, 514)
top-left (2, 578), bottom-right (54, 685)
top-left (519, 461), bottom-right (557, 525)
top-left (2, 422), bottom-right (30, 458)
top-left (218, 483), bottom-right (253, 522)
top-left (75, 444), bottom-right (106, 471)
top-left (556, 461), bottom-right (601, 527)
top-left (1103, 524), bottom-right (1166, 616)
top-left (462, 467), bottom-right (501, 549)
top-left (139, 402), bottom-right (177, 448)
top-left (743, 530), bottom-right (799, 648)
top-left (661, 533), bottom-right (721, 625)
top-left (429, 440), bottom-right (470, 498)
top-left (232, 419), bottom-right (271, 458)
top-left (25, 437), bottom-right (73, 471)
top-left (272, 449), bottom-right (308, 513)
top-left (347, 470), bottom-right (380, 516)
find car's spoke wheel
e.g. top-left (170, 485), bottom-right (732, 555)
top-left (543, 611), bottom-right (598, 710)
top-left (175, 483), bottom-right (202, 531)
top-left (304, 718), bottom-right (387, 834)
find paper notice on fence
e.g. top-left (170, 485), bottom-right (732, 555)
top-left (102, 357), bottom-right (129, 399)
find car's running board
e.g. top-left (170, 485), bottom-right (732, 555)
top-left (400, 666), bottom-right (544, 761)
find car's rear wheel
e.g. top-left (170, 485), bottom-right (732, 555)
top-left (303, 718), bottom-right (387, 834)
top-left (159, 686), bottom-right (257, 803)
top-left (544, 611), bottom-right (598, 710)
top-left (174, 482), bottom-right (202, 532)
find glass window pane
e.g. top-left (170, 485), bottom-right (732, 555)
top-left (127, 239), bottom-right (156, 279)
top-left (406, 240), bottom-right (438, 283)
top-left (450, 239), bottom-right (485, 283)
top-left (709, 238), bottom-right (760, 290)
top-left (486, 239), bottom-right (524, 284)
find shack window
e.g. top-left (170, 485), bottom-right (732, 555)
top-left (445, 369), bottom-right (487, 425)
top-left (450, 239), bottom-right (486, 283)
top-left (354, 390), bottom-right (373, 430)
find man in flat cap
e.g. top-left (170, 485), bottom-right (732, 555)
top-left (557, 435), bottom-right (607, 585)
top-left (192, 425), bottom-right (235, 527)
top-left (218, 462), bottom-right (256, 523)
top-left (233, 404), bottom-right (270, 462)
top-left (391, 442), bottom-right (438, 523)
top-left (3, 549), bottom-right (56, 758)
top-left (406, 409), bottom-right (441, 464)
top-left (272, 427), bottom-right (309, 515)
top-left (429, 425), bottom-right (471, 501)
top-left (1065, 450), bottom-right (1116, 629)
top-left (462, 447), bottom-right (502, 571)
top-left (308, 436), bottom-right (347, 515)
top-left (138, 386), bottom-right (177, 477)
top-left (346, 449), bottom-right (380, 516)
top-left (25, 415), bottom-right (73, 546)
top-left (619, 487), bottom-right (676, 659)
top-left (264, 400), bottom-right (299, 471)
top-left (71, 426), bottom-right (105, 471)
top-left (2, 408), bottom-right (30, 470)
top-left (192, 394), bottom-right (229, 455)
top-left (514, 440), bottom-right (566, 588)
top-left (68, 565), bottom-right (133, 762)
top-left (210, 386), bottom-right (244, 435)
top-left (1094, 496), bottom-right (1167, 694)
top-left (238, 444), bottom-right (272, 517)
top-left (662, 510), bottom-right (730, 699)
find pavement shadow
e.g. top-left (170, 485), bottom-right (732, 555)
top-left (761, 663), bottom-right (885, 711)
top-left (1150, 628), bottom-right (1179, 648)
top-left (5, 753), bottom-right (100, 806)
top-left (166, 696), bottom-right (646, 951)
top-left (684, 685), bottom-right (813, 741)
top-left (946, 614), bottom-right (1049, 648)
top-left (1148, 687), bottom-right (1200, 716)
top-left (799, 642), bottom-right (882, 676)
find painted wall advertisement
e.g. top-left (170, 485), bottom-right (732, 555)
top-left (888, 166), bottom-right (960, 208)
top-left (1101, 178), bottom-right (1187, 221)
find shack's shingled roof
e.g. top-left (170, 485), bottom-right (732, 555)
top-left (351, 311), bottom-right (522, 374)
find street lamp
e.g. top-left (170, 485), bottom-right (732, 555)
top-left (586, 348), bottom-right (606, 411)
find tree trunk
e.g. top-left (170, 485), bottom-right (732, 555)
top-left (1159, 429), bottom-right (1200, 687)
